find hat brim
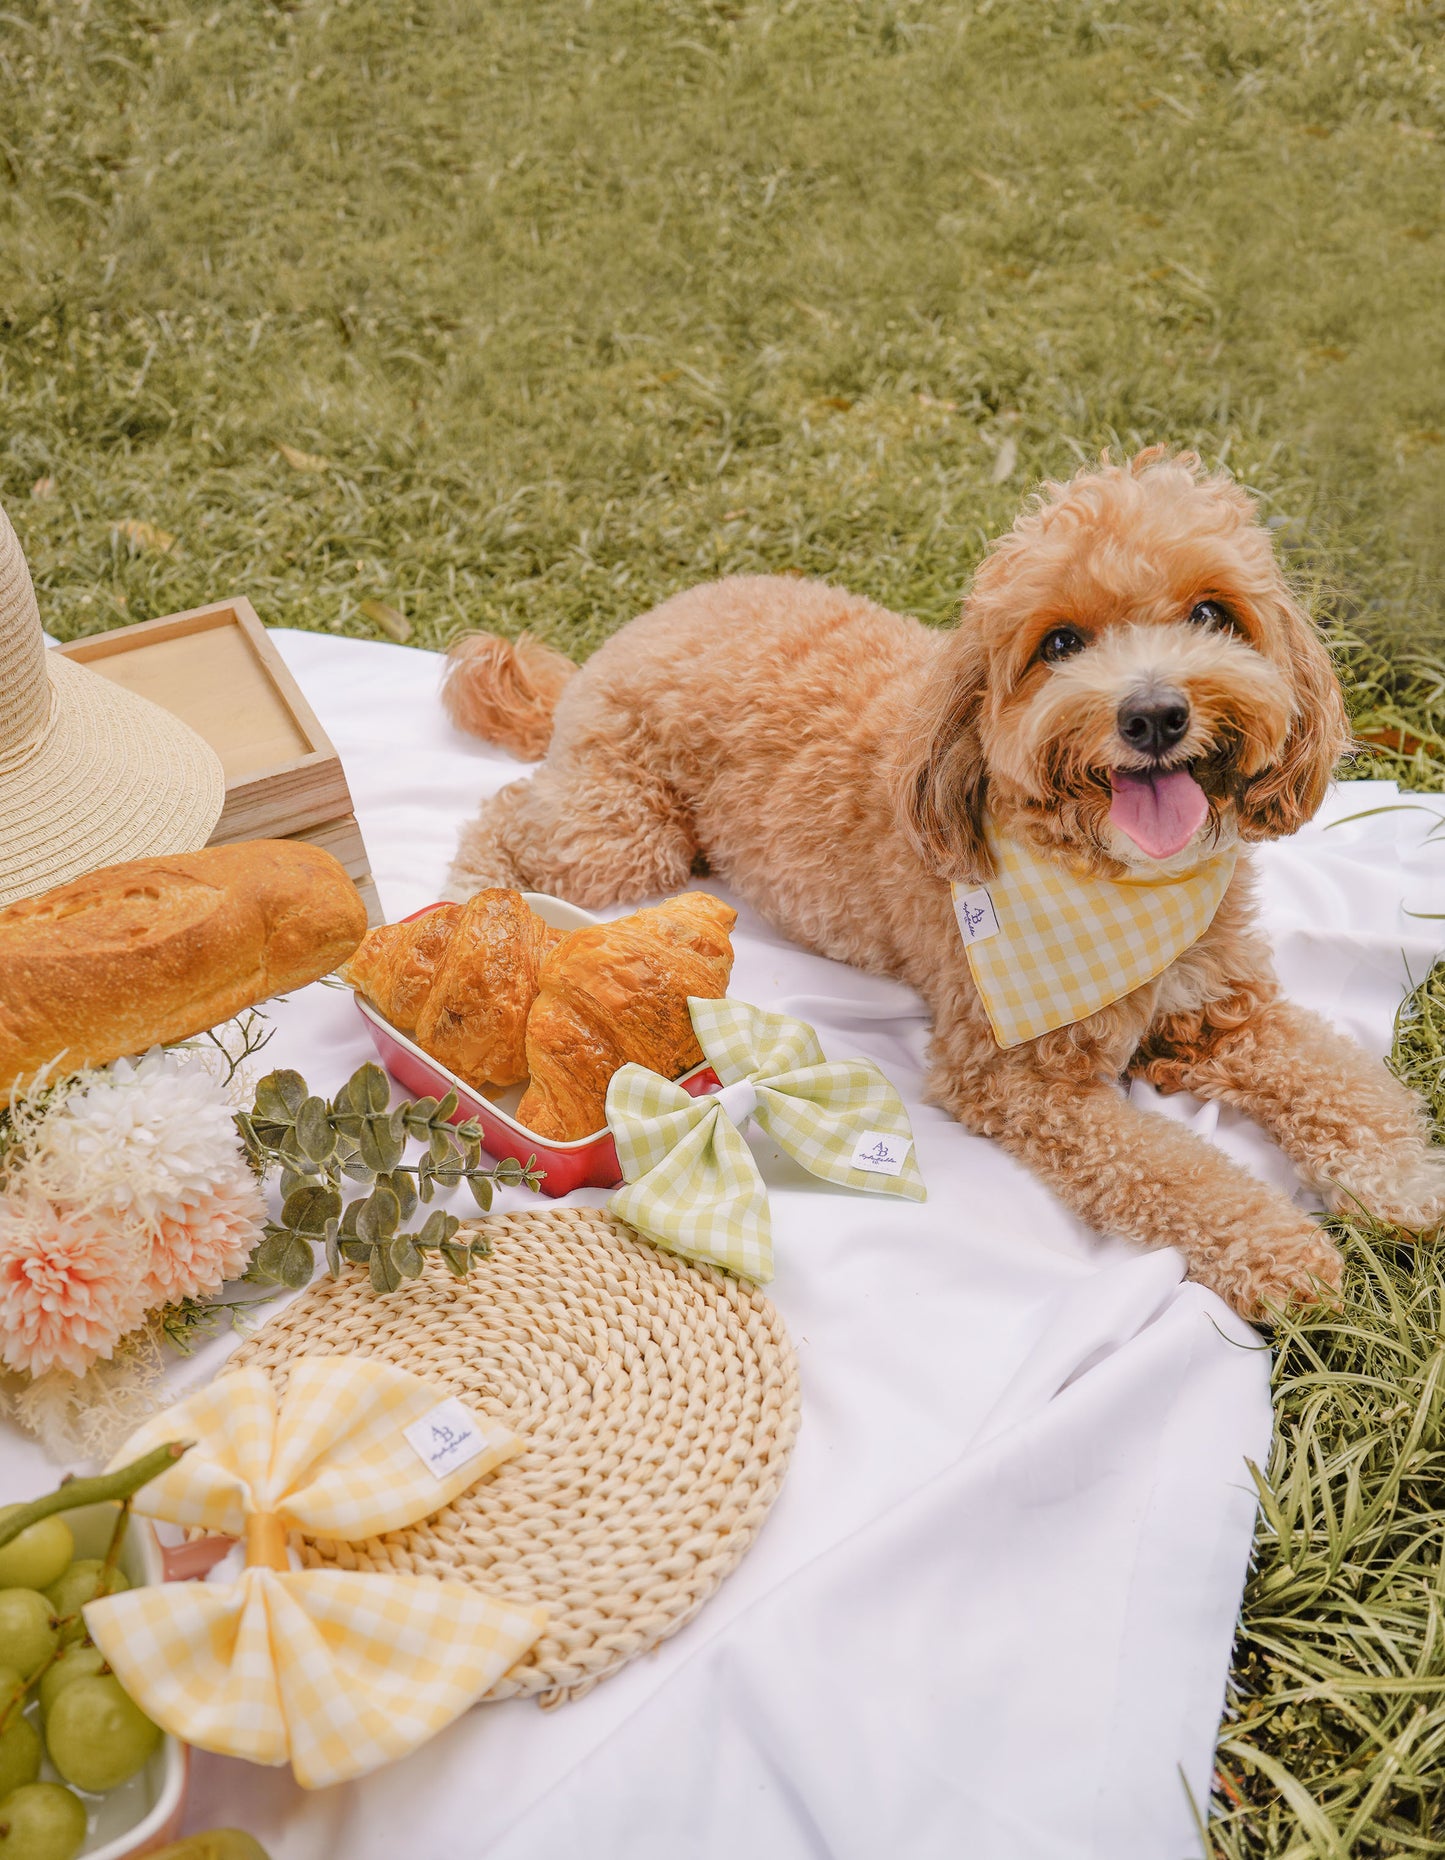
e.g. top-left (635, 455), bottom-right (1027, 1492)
top-left (0, 652), bottom-right (225, 907)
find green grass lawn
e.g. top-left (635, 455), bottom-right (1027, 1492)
top-left (3, 2), bottom-right (1444, 1850)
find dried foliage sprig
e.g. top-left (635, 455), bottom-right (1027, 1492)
top-left (238, 1062), bottom-right (542, 1295)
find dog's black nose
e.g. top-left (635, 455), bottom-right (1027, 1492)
top-left (1117, 691), bottom-right (1190, 758)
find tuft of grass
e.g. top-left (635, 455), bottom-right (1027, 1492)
top-left (1208, 961), bottom-right (1445, 1858)
top-left (0, 0), bottom-right (1442, 701)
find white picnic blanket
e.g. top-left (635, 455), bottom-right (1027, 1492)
top-left (9, 631), bottom-right (1444, 1860)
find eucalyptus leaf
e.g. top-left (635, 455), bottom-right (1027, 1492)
top-left (417, 1209), bottom-right (461, 1249)
top-left (249, 1232), bottom-right (293, 1283)
top-left (294, 1095), bottom-right (335, 1164)
top-left (278, 1126), bottom-right (311, 1169)
top-left (354, 1062), bottom-right (391, 1115)
top-left (376, 1170), bottom-right (418, 1224)
top-left (280, 1236), bottom-right (316, 1287)
top-left (436, 1089), bottom-right (459, 1123)
top-left (440, 1242), bottom-right (472, 1280)
top-left (390, 1235), bottom-right (422, 1280)
top-left (359, 1116), bottom-right (404, 1174)
top-left (254, 1069), bottom-right (307, 1123)
top-left (403, 1097), bottom-right (440, 1137)
top-left (282, 1182), bottom-right (342, 1236)
top-left (356, 1185), bottom-right (401, 1244)
top-left (324, 1220), bottom-right (341, 1279)
top-left (339, 1237), bottom-right (371, 1264)
top-left (469, 1175), bottom-right (495, 1212)
top-left (369, 1245), bottom-right (403, 1295)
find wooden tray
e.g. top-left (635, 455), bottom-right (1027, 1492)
top-left (57, 598), bottom-right (353, 842)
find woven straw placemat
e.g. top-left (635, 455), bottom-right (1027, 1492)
top-left (230, 1205), bottom-right (800, 1706)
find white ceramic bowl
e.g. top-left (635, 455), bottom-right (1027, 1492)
top-left (26, 1502), bottom-right (187, 1859)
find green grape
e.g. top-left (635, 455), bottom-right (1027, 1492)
top-left (150, 1836), bottom-right (272, 1860)
top-left (0, 1782), bottom-right (87, 1860)
top-left (0, 1516), bottom-right (72, 1596)
top-left (37, 1647), bottom-right (108, 1721)
top-left (0, 1594), bottom-right (56, 1678)
top-left (0, 1677), bottom-right (24, 1719)
top-left (44, 1674), bottom-right (161, 1793)
top-left (43, 1562), bottom-right (128, 1646)
top-left (0, 1717), bottom-right (39, 1802)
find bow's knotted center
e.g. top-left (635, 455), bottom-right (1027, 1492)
top-left (712, 1078), bottom-right (758, 1130)
top-left (245, 1513), bottom-right (290, 1571)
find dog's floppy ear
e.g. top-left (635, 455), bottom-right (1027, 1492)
top-left (892, 627), bottom-right (993, 882)
top-left (1237, 590), bottom-right (1351, 839)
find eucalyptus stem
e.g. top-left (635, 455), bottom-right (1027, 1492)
top-left (0, 1441), bottom-right (190, 1553)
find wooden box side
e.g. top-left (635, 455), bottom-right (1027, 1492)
top-left (57, 600), bottom-right (355, 839)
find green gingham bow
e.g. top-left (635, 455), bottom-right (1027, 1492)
top-left (605, 996), bottom-right (926, 1282)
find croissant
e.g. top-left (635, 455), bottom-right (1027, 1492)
top-left (343, 890), bottom-right (561, 1091)
top-left (516, 891), bottom-right (737, 1140)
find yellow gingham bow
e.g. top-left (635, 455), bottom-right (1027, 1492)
top-left (83, 1357), bottom-right (547, 1788)
top-left (606, 996), bottom-right (926, 1282)
top-left (952, 828), bottom-right (1239, 1047)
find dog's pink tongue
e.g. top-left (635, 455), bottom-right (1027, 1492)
top-left (1109, 769), bottom-right (1208, 860)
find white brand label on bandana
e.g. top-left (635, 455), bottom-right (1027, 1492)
top-left (953, 885), bottom-right (1001, 946)
top-left (404, 1397), bottom-right (487, 1480)
top-left (850, 1130), bottom-right (912, 1177)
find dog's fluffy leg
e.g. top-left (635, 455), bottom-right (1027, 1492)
top-left (1136, 999), bottom-right (1445, 1233)
top-left (933, 1055), bottom-right (1343, 1319)
top-left (445, 756), bottom-right (697, 908)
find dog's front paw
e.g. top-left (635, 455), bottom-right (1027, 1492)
top-left (1321, 1144), bottom-right (1445, 1234)
top-left (1204, 1220), bottom-right (1343, 1322)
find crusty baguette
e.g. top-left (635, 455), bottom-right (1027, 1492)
top-left (0, 840), bottom-right (368, 1089)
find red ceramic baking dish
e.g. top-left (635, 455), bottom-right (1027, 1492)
top-left (352, 893), bottom-right (720, 1197)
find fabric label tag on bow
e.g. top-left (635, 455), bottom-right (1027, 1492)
top-left (606, 995), bottom-right (925, 1282)
top-left (404, 1396), bottom-right (491, 1479)
top-left (83, 1357), bottom-right (546, 1789)
top-left (849, 1130), bottom-right (912, 1176)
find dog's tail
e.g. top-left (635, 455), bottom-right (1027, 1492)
top-left (441, 631), bottom-right (576, 760)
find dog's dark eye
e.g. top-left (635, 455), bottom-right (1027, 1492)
top-left (1039, 626), bottom-right (1086, 663)
top-left (1189, 601), bottom-right (1235, 632)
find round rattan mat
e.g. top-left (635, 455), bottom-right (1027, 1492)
top-left (230, 1205), bottom-right (800, 1706)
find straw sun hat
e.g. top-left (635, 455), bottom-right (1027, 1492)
top-left (0, 501), bottom-right (224, 907)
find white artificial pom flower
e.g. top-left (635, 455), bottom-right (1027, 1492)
top-left (26, 1047), bottom-right (253, 1230)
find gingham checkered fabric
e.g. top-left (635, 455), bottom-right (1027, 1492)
top-left (952, 831), bottom-right (1239, 1048)
top-left (607, 996), bottom-right (926, 1282)
top-left (83, 1358), bottom-right (547, 1788)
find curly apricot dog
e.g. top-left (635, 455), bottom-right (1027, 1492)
top-left (443, 449), bottom-right (1444, 1317)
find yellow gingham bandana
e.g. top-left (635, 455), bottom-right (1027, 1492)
top-left (607, 996), bottom-right (926, 1282)
top-left (952, 828), bottom-right (1238, 1048)
top-left (83, 1357), bottom-right (547, 1788)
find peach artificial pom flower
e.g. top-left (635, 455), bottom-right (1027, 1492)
top-left (139, 1168), bottom-right (268, 1310)
top-left (0, 1192), bottom-right (150, 1379)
